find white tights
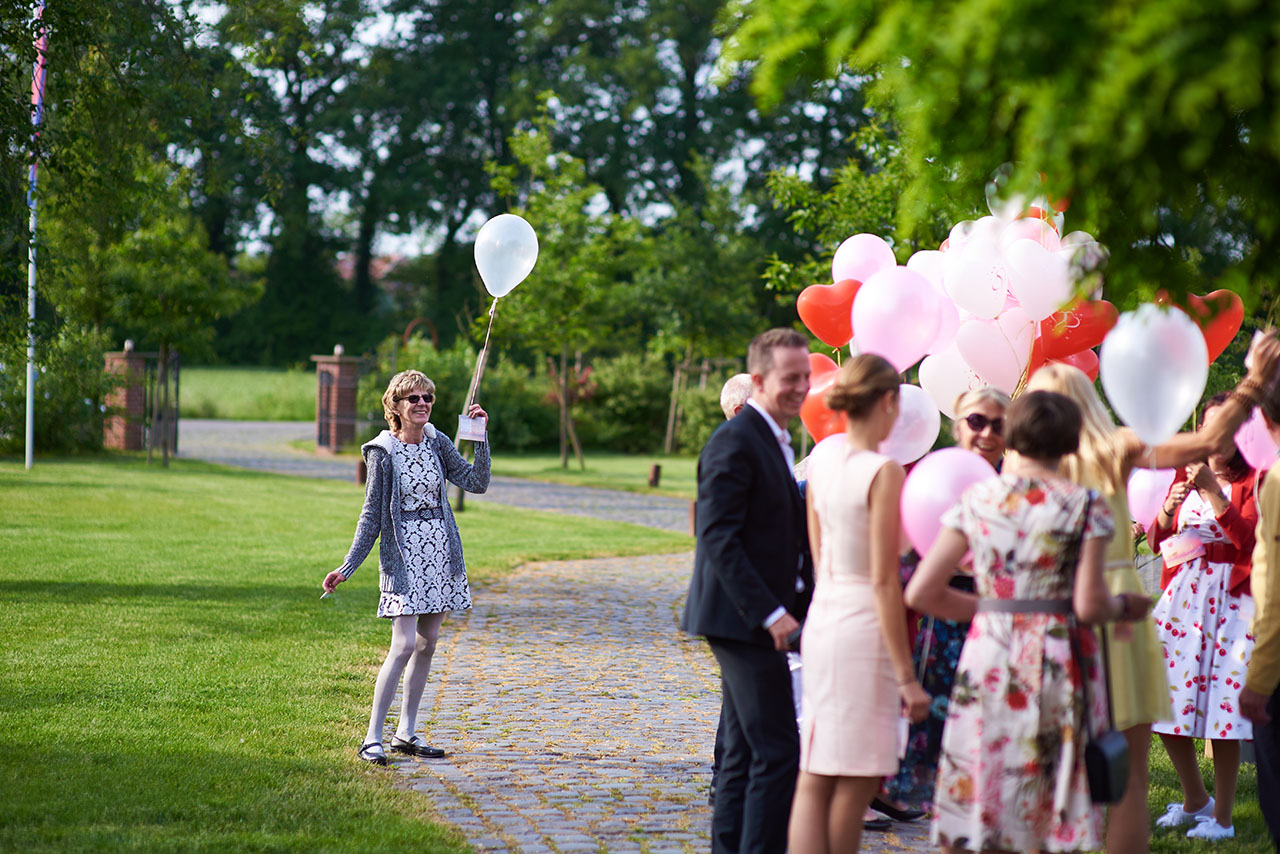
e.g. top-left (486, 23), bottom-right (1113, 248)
top-left (364, 612), bottom-right (448, 745)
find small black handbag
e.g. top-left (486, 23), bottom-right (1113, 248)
top-left (1066, 490), bottom-right (1130, 805)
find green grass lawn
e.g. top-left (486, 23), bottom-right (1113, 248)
top-left (181, 366), bottom-right (316, 421)
top-left (489, 452), bottom-right (700, 499)
top-left (0, 458), bottom-right (691, 852)
top-left (1148, 737), bottom-right (1272, 853)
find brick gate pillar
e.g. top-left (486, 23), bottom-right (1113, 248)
top-left (311, 347), bottom-right (362, 453)
top-left (103, 344), bottom-right (148, 450)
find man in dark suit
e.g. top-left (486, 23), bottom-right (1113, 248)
top-left (683, 328), bottom-right (811, 854)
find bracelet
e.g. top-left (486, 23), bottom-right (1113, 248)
top-left (1239, 377), bottom-right (1264, 393)
top-left (1228, 388), bottom-right (1259, 409)
top-left (897, 676), bottom-right (915, 687)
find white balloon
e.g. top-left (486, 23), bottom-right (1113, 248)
top-left (946, 238), bottom-right (1008, 319)
top-left (1001, 217), bottom-right (1062, 252)
top-left (1100, 304), bottom-right (1209, 446)
top-left (831, 233), bottom-right (897, 285)
top-left (474, 214), bottom-right (539, 297)
top-left (880, 384), bottom-right (941, 464)
top-left (1006, 238), bottom-right (1071, 321)
top-left (919, 343), bottom-right (985, 419)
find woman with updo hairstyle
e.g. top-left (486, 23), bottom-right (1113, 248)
top-left (322, 369), bottom-right (491, 765)
top-left (788, 354), bottom-right (930, 854)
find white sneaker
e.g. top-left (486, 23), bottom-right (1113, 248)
top-left (1186, 819), bottom-right (1234, 841)
top-left (1155, 797), bottom-right (1215, 828)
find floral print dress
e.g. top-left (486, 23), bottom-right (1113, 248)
top-left (1151, 488), bottom-right (1255, 740)
top-left (932, 475), bottom-right (1113, 854)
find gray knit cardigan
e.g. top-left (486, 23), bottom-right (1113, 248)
top-left (337, 425), bottom-right (490, 594)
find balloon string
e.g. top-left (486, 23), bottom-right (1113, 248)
top-left (465, 298), bottom-right (499, 411)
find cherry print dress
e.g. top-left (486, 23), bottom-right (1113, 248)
top-left (377, 436), bottom-right (473, 617)
top-left (1151, 487), bottom-right (1255, 740)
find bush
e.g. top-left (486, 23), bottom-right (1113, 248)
top-left (675, 383), bottom-right (727, 453)
top-left (576, 352), bottom-right (673, 453)
top-left (0, 321), bottom-right (116, 455)
top-left (357, 336), bottom-right (557, 452)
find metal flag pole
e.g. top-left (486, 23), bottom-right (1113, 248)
top-left (25, 1), bottom-right (49, 470)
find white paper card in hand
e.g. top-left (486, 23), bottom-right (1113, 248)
top-left (457, 415), bottom-right (487, 443)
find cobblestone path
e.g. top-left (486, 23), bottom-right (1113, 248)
top-left (178, 419), bottom-right (691, 533)
top-left (390, 554), bottom-right (931, 854)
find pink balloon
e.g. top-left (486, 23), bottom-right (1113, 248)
top-left (1127, 467), bottom-right (1176, 526)
top-left (1006, 238), bottom-right (1070, 321)
top-left (1001, 217), bottom-right (1062, 252)
top-left (832, 233), bottom-right (897, 285)
top-left (954, 307), bottom-right (1035, 394)
top-left (851, 267), bottom-right (941, 372)
top-left (901, 447), bottom-right (998, 554)
top-left (926, 294), bottom-right (961, 354)
top-left (1236, 408), bottom-right (1280, 470)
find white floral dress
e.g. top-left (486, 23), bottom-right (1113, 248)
top-left (1151, 488), bottom-right (1254, 740)
top-left (377, 436), bottom-right (473, 617)
top-left (932, 476), bottom-right (1112, 854)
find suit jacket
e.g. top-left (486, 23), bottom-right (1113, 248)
top-left (682, 406), bottom-right (808, 646)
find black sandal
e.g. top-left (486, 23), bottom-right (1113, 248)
top-left (357, 741), bottom-right (387, 765)
top-left (390, 735), bottom-right (445, 758)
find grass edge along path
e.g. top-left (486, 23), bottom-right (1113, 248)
top-left (0, 458), bottom-right (691, 853)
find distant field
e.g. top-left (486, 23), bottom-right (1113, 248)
top-left (181, 366), bottom-right (314, 420)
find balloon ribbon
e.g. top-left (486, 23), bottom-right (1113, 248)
top-left (464, 297), bottom-right (499, 410)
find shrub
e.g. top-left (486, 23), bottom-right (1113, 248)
top-left (575, 352), bottom-right (672, 453)
top-left (0, 321), bottom-right (116, 455)
top-left (357, 336), bottom-right (557, 452)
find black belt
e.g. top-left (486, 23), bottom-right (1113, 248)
top-left (976, 598), bottom-right (1072, 614)
top-left (402, 506), bottom-right (445, 521)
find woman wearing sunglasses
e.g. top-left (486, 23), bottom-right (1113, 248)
top-left (884, 387), bottom-right (1010, 816)
top-left (322, 369), bottom-right (490, 765)
top-left (1027, 342), bottom-right (1279, 852)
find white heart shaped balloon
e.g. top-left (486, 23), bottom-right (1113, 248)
top-left (1100, 304), bottom-right (1209, 446)
top-left (919, 344), bottom-right (985, 418)
top-left (474, 214), bottom-right (539, 297)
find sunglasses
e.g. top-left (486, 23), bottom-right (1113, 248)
top-left (397, 393), bottom-right (434, 404)
top-left (963, 413), bottom-right (1004, 435)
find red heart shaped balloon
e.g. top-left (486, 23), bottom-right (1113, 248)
top-left (800, 353), bottom-right (847, 442)
top-left (1039, 300), bottom-right (1119, 360)
top-left (1155, 289), bottom-right (1244, 364)
top-left (1052, 348), bottom-right (1099, 381)
top-left (797, 279), bottom-right (861, 348)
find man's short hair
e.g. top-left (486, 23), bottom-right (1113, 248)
top-left (719, 373), bottom-right (752, 419)
top-left (747, 328), bottom-right (808, 376)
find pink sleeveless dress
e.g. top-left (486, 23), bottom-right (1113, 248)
top-left (800, 448), bottom-right (899, 776)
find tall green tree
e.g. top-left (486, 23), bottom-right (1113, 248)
top-left (488, 104), bottom-right (643, 467)
top-left (724, 0), bottom-right (1280, 307)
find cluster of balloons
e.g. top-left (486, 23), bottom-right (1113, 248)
top-left (796, 196), bottom-right (1251, 548)
top-left (797, 206), bottom-right (1115, 454)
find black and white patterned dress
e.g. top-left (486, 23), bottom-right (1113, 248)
top-left (377, 436), bottom-right (473, 617)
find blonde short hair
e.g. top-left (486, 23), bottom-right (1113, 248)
top-left (950, 386), bottom-right (1012, 441)
top-left (382, 370), bottom-right (436, 431)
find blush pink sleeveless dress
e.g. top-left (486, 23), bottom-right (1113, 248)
top-left (800, 448), bottom-right (899, 777)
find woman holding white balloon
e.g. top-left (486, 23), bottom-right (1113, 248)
top-left (1027, 342), bottom-right (1280, 852)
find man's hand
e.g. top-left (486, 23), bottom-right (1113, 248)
top-left (767, 613), bottom-right (801, 652)
top-left (1240, 685), bottom-right (1273, 724)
